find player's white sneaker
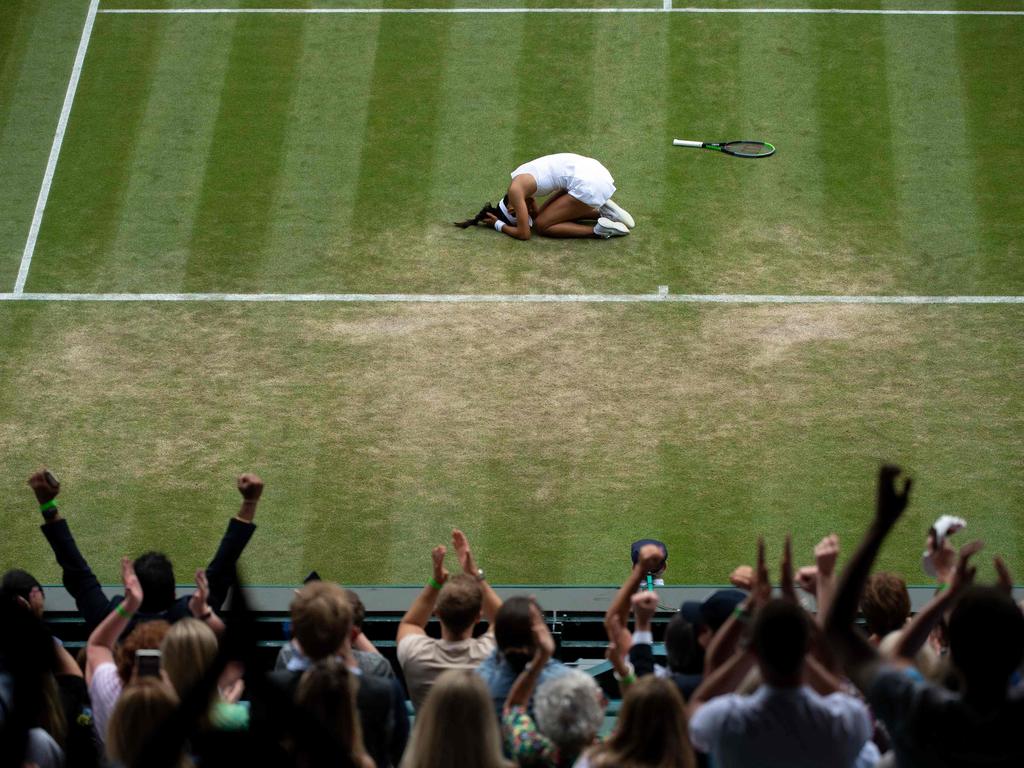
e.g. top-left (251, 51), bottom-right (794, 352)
top-left (594, 217), bottom-right (630, 238)
top-left (598, 199), bottom-right (635, 229)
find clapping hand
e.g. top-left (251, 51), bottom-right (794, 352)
top-left (530, 601), bottom-right (555, 662)
top-left (121, 556), bottom-right (143, 614)
top-left (432, 545), bottom-right (450, 586)
top-left (452, 529), bottom-right (478, 576)
top-left (189, 569), bottom-right (211, 618)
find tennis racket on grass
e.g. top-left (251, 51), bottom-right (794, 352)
top-left (672, 139), bottom-right (775, 158)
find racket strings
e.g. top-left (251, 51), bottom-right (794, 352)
top-left (725, 141), bottom-right (774, 157)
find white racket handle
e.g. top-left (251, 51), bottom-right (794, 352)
top-left (673, 139), bottom-right (703, 147)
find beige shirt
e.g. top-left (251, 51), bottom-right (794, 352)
top-left (397, 632), bottom-right (497, 711)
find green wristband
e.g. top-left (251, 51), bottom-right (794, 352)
top-left (40, 499), bottom-right (58, 513)
top-left (115, 603), bottom-right (135, 620)
top-left (428, 577), bottom-right (444, 591)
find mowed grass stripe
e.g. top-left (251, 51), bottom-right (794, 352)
top-left (345, 15), bottom-right (451, 289)
top-left (0, 1), bottom-right (38, 115)
top-left (263, 16), bottom-right (381, 286)
top-left (109, 17), bottom-right (237, 292)
top-left (21, 14), bottom-right (1024, 296)
top-left (955, 13), bottom-right (1024, 293)
top-left (813, 15), bottom-right (899, 292)
top-left (0, 302), bottom-right (1020, 584)
top-left (184, 14), bottom-right (306, 290)
top-left (884, 13), bottom-right (980, 294)
top-left (28, 17), bottom-right (166, 292)
top-left (581, 15), bottom-right (670, 294)
top-left (0, 0), bottom-right (45, 279)
top-left (0, 0), bottom-right (93, 286)
top-left (426, 15), bottom-right (532, 292)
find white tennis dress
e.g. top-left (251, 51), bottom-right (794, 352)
top-left (510, 153), bottom-right (616, 208)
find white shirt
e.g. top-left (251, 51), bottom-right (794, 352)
top-left (88, 662), bottom-right (123, 744)
top-left (397, 633), bottom-right (496, 711)
top-left (689, 684), bottom-right (871, 768)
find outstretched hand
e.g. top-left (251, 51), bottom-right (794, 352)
top-left (432, 545), bottom-right (450, 586)
top-left (876, 465), bottom-right (912, 529)
top-left (121, 556), bottom-right (143, 613)
top-left (28, 469), bottom-right (60, 505)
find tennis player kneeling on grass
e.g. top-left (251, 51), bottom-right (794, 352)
top-left (454, 153), bottom-right (634, 240)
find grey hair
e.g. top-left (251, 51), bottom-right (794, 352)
top-left (533, 670), bottom-right (604, 752)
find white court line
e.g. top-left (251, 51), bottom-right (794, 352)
top-left (14, 0), bottom-right (101, 295)
top-left (1, 292), bottom-right (1022, 305)
top-left (97, 7), bottom-right (1024, 16)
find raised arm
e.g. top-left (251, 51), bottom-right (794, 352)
top-left (812, 534), bottom-right (840, 622)
top-left (505, 602), bottom-right (555, 712)
top-left (397, 545), bottom-right (448, 642)
top-left (687, 645), bottom-right (756, 720)
top-left (203, 473), bottom-right (263, 612)
top-left (452, 529), bottom-right (501, 626)
top-left (705, 538), bottom-right (770, 675)
top-left (605, 543), bottom-right (664, 649)
top-left (86, 556), bottom-right (142, 684)
top-left (189, 568), bottom-right (226, 636)
top-left (824, 465), bottom-right (912, 691)
top-left (893, 540), bottom-right (982, 663)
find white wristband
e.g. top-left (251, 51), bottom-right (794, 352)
top-left (494, 220), bottom-right (505, 232)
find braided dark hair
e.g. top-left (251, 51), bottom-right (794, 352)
top-left (453, 199), bottom-right (511, 229)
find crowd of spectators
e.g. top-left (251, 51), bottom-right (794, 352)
top-left (2, 465), bottom-right (1022, 768)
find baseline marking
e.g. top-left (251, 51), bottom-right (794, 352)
top-left (2, 292), bottom-right (1022, 305)
top-left (97, 7), bottom-right (1024, 16)
top-left (14, 0), bottom-right (101, 295)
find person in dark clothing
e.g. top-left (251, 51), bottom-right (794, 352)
top-left (253, 581), bottom-right (408, 768)
top-left (27, 469), bottom-right (263, 632)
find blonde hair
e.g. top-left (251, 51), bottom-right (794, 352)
top-left (400, 669), bottom-right (512, 768)
top-left (161, 618), bottom-right (218, 699)
top-left (586, 676), bottom-right (695, 768)
top-left (107, 677), bottom-right (191, 768)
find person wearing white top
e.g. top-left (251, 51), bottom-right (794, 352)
top-left (477, 153), bottom-right (635, 240)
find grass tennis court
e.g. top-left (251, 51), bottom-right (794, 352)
top-left (1, 0), bottom-right (1022, 586)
